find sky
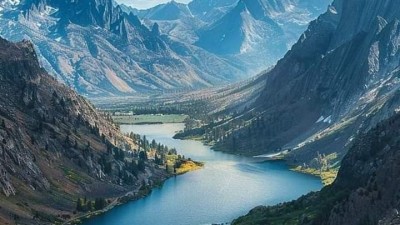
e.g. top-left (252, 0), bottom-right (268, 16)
top-left (116, 0), bottom-right (191, 9)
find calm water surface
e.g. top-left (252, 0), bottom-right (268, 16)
top-left (83, 123), bottom-right (322, 225)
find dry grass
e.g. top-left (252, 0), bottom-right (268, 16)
top-left (292, 166), bottom-right (339, 186)
top-left (175, 161), bottom-right (203, 175)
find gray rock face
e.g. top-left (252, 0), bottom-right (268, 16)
top-left (0, 0), bottom-right (245, 97)
top-left (316, 114), bottom-right (400, 225)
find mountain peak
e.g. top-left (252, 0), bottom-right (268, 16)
top-left (143, 0), bottom-right (192, 21)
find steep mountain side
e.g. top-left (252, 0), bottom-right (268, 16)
top-left (233, 112), bottom-right (400, 225)
top-left (202, 0), bottom-right (400, 169)
top-left (0, 0), bottom-right (245, 97)
top-left (195, 0), bottom-right (331, 72)
top-left (0, 37), bottom-right (167, 224)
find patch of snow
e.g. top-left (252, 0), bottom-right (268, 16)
top-left (316, 116), bottom-right (325, 123)
top-left (323, 115), bottom-right (332, 124)
top-left (328, 6), bottom-right (338, 15)
top-left (55, 37), bottom-right (62, 42)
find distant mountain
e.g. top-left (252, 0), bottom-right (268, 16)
top-left (188, 0), bottom-right (238, 23)
top-left (139, 1), bottom-right (193, 21)
top-left (132, 0), bottom-right (331, 78)
top-left (196, 0), bottom-right (332, 71)
top-left (206, 0), bottom-right (400, 169)
top-left (134, 1), bottom-right (204, 43)
top-left (0, 0), bottom-right (245, 97)
top-left (0, 37), bottom-right (167, 224)
top-left (234, 113), bottom-right (400, 225)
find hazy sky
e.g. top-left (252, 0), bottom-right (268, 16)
top-left (116, 0), bottom-right (191, 9)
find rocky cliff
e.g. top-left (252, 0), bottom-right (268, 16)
top-left (0, 37), bottom-right (167, 224)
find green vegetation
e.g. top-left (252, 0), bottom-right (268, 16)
top-left (76, 197), bottom-right (108, 213)
top-left (126, 132), bottom-right (203, 176)
top-left (233, 186), bottom-right (349, 225)
top-left (112, 114), bottom-right (188, 124)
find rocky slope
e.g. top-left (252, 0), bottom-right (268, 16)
top-left (233, 112), bottom-right (400, 225)
top-left (0, 37), bottom-right (168, 224)
top-left (195, 0), bottom-right (400, 170)
top-left (0, 0), bottom-right (245, 97)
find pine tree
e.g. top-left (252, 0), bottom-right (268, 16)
top-left (65, 135), bottom-right (70, 147)
top-left (94, 198), bottom-right (106, 210)
top-left (76, 198), bottom-right (83, 211)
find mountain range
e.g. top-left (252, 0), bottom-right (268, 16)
top-left (133, 0), bottom-right (331, 76)
top-left (0, 0), bottom-right (246, 97)
top-left (0, 0), bottom-right (331, 97)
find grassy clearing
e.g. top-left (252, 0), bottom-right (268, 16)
top-left (112, 114), bottom-right (188, 125)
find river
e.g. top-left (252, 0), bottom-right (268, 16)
top-left (83, 123), bottom-right (322, 225)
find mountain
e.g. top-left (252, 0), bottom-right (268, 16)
top-left (233, 112), bottom-right (400, 225)
top-left (0, 0), bottom-right (245, 97)
top-left (0, 37), bottom-right (168, 224)
top-left (139, 1), bottom-right (193, 21)
top-left (188, 0), bottom-right (238, 23)
top-left (201, 0), bottom-right (400, 170)
top-left (134, 1), bottom-right (203, 44)
top-left (130, 0), bottom-right (331, 77)
top-left (195, 0), bottom-right (332, 72)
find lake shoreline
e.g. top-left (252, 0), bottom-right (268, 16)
top-left (65, 175), bottom-right (171, 224)
top-left (82, 123), bottom-right (322, 225)
top-left (111, 114), bottom-right (188, 125)
top-left (67, 159), bottom-right (204, 225)
top-left (173, 135), bottom-right (331, 185)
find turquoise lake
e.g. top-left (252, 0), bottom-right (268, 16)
top-left (83, 123), bottom-right (322, 225)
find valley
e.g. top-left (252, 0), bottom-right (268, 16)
top-left (1, 0), bottom-right (400, 224)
